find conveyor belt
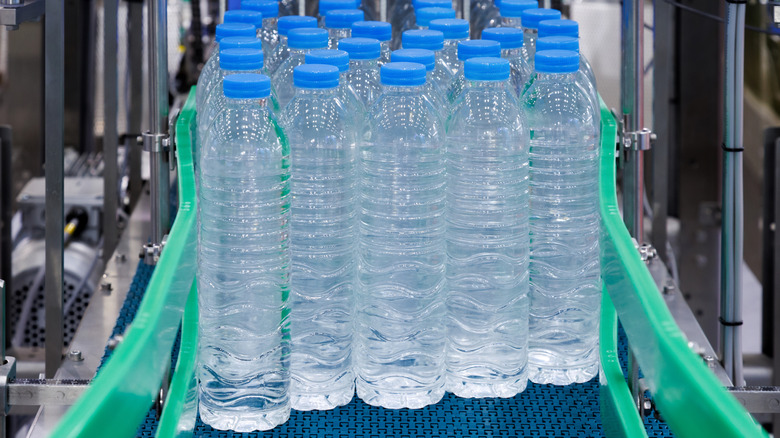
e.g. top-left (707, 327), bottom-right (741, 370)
top-left (112, 260), bottom-right (673, 437)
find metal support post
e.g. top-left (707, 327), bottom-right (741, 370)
top-left (0, 127), bottom-right (11, 300)
top-left (620, 0), bottom-right (651, 242)
top-left (44, 0), bottom-right (65, 379)
top-left (720, 0), bottom-right (745, 387)
top-left (103, 0), bottom-right (119, 262)
top-left (143, 0), bottom-right (171, 265)
top-left (127, 0), bottom-right (143, 209)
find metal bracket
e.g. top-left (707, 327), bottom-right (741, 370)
top-left (728, 386), bottom-right (780, 413)
top-left (0, 357), bottom-right (16, 415)
top-left (141, 233), bottom-right (168, 265)
top-left (142, 132), bottom-right (169, 154)
top-left (638, 243), bottom-right (658, 263)
top-left (0, 0), bottom-right (44, 30)
top-left (7, 378), bottom-right (88, 406)
top-left (167, 106), bottom-right (180, 172)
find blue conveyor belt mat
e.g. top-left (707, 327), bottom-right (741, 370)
top-left (108, 255), bottom-right (672, 437)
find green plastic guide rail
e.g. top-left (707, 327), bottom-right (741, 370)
top-left (49, 88), bottom-right (766, 437)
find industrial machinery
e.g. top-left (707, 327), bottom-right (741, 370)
top-left (0, 0), bottom-right (778, 436)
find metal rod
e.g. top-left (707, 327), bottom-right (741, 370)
top-left (103, 0), bottom-right (118, 262)
top-left (621, 0), bottom-right (645, 241)
top-left (127, 0), bottom-right (143, 209)
top-left (0, 127), bottom-right (11, 304)
top-left (720, 0), bottom-right (745, 387)
top-left (0, 279), bottom-right (5, 363)
top-left (146, 0), bottom-right (170, 251)
top-left (44, 0), bottom-right (65, 379)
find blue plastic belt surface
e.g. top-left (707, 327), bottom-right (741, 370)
top-left (108, 261), bottom-right (673, 437)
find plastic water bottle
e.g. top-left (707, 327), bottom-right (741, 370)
top-left (429, 18), bottom-right (469, 74)
top-left (272, 28), bottom-right (329, 109)
top-left (523, 50), bottom-right (600, 386)
top-left (319, 0), bottom-right (356, 25)
top-left (519, 8), bottom-right (561, 63)
top-left (445, 57), bottom-right (529, 399)
top-left (224, 9), bottom-right (265, 37)
top-left (536, 36), bottom-right (599, 122)
top-left (357, 62), bottom-right (446, 409)
top-left (325, 9), bottom-right (365, 49)
top-left (415, 7), bottom-right (455, 30)
top-left (197, 47), bottom-right (265, 174)
top-left (497, 0), bottom-right (536, 30)
top-left (446, 39), bottom-right (501, 104)
top-left (391, 0), bottom-right (449, 50)
top-left (537, 19), bottom-right (598, 89)
top-left (279, 0), bottom-right (298, 16)
top-left (351, 21), bottom-right (392, 65)
top-left (481, 27), bottom-right (532, 97)
top-left (196, 23), bottom-right (256, 112)
top-left (305, 49), bottom-right (365, 121)
top-left (402, 29), bottom-right (455, 90)
top-left (267, 16), bottom-right (318, 76)
top-left (390, 49), bottom-right (447, 121)
top-left (242, 0), bottom-right (280, 57)
top-left (279, 64), bottom-right (358, 412)
top-left (198, 73), bottom-right (291, 432)
top-left (339, 37), bottom-right (382, 108)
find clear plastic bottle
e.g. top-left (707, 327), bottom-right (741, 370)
top-left (280, 64), bottom-right (358, 412)
top-left (429, 18), bottom-right (469, 74)
top-left (519, 8), bottom-right (560, 64)
top-left (537, 19), bottom-right (598, 89)
top-left (305, 49), bottom-right (365, 121)
top-left (325, 9), bottom-right (365, 49)
top-left (351, 21), bottom-right (392, 65)
top-left (390, 49), bottom-right (447, 121)
top-left (536, 36), bottom-right (599, 122)
top-left (523, 50), bottom-right (600, 386)
top-left (196, 23), bottom-right (256, 112)
top-left (414, 7), bottom-right (455, 30)
top-left (481, 27), bottom-right (532, 97)
top-left (267, 16), bottom-right (318, 76)
top-left (224, 9), bottom-right (265, 37)
top-left (198, 73), bottom-right (291, 432)
top-left (446, 39), bottom-right (501, 104)
top-left (197, 47), bottom-right (265, 174)
top-left (272, 27), bottom-right (329, 109)
top-left (242, 0), bottom-right (280, 58)
top-left (357, 62), bottom-right (446, 409)
top-left (339, 37), bottom-right (382, 108)
top-left (391, 0), bottom-right (449, 50)
top-left (318, 0), bottom-right (356, 25)
top-left (445, 57), bottom-right (529, 399)
top-left (402, 29), bottom-right (455, 90)
top-left (496, 0), bottom-right (536, 30)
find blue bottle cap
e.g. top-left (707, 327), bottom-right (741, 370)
top-left (391, 48), bottom-right (435, 72)
top-left (498, 0), bottom-right (536, 18)
top-left (535, 49), bottom-right (579, 73)
top-left (481, 27), bottom-right (523, 49)
top-left (293, 64), bottom-right (340, 89)
top-left (277, 16), bottom-right (318, 36)
top-left (306, 49), bottom-right (350, 72)
top-left (319, 0), bottom-right (355, 16)
top-left (288, 28), bottom-right (329, 49)
top-left (538, 18), bottom-right (578, 38)
top-left (464, 57), bottom-right (510, 81)
top-left (413, 0), bottom-right (451, 9)
top-left (220, 36), bottom-right (264, 51)
top-left (220, 48), bottom-right (264, 71)
top-left (215, 23), bottom-right (256, 41)
top-left (325, 9), bottom-right (365, 29)
top-left (339, 37), bottom-right (381, 60)
top-left (223, 73), bottom-right (272, 98)
top-left (521, 8), bottom-right (562, 29)
top-left (402, 29), bottom-right (445, 51)
top-left (241, 0), bottom-right (279, 18)
top-left (228, 0), bottom-right (242, 10)
top-left (351, 21), bottom-right (392, 42)
top-left (415, 7), bottom-right (455, 27)
top-left (429, 18), bottom-right (468, 40)
top-left (457, 39), bottom-right (501, 61)
top-left (223, 10), bottom-right (264, 29)
top-left (380, 62), bottom-right (427, 86)
top-left (536, 36), bottom-right (578, 53)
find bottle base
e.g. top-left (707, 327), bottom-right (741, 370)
top-left (527, 362), bottom-right (599, 386)
top-left (199, 403), bottom-right (290, 432)
top-left (445, 377), bottom-right (527, 399)
top-left (290, 388), bottom-right (354, 411)
top-left (356, 381), bottom-right (445, 409)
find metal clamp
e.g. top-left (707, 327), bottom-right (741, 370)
top-left (622, 114), bottom-right (654, 152)
top-left (142, 132), bottom-right (169, 154)
top-left (638, 243), bottom-right (658, 263)
top-left (141, 233), bottom-right (168, 265)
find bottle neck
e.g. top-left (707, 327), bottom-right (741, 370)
top-left (444, 38), bottom-right (465, 50)
top-left (381, 84), bottom-right (426, 93)
top-left (225, 96), bottom-right (270, 107)
top-left (466, 79), bottom-right (509, 91)
top-left (380, 41), bottom-right (391, 53)
top-left (218, 68), bottom-right (263, 79)
top-left (278, 35), bottom-right (288, 46)
top-left (523, 27), bottom-right (537, 50)
top-left (535, 71), bottom-right (577, 82)
top-left (329, 28), bottom-right (351, 39)
top-left (295, 87), bottom-right (338, 97)
top-left (349, 58), bottom-right (378, 70)
top-left (262, 17), bottom-right (278, 30)
top-left (289, 47), bottom-right (321, 56)
top-left (501, 16), bottom-right (522, 29)
top-left (502, 47), bottom-right (523, 59)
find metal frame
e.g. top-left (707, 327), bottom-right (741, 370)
top-left (103, 0), bottom-right (119, 262)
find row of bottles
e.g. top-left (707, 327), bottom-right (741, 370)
top-left (195, 0), bottom-right (600, 432)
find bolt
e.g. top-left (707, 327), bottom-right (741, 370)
top-left (107, 334), bottom-right (124, 351)
top-left (663, 280), bottom-right (675, 295)
top-left (68, 350), bottom-right (83, 362)
top-left (101, 281), bottom-right (113, 293)
top-left (115, 253), bottom-right (127, 263)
